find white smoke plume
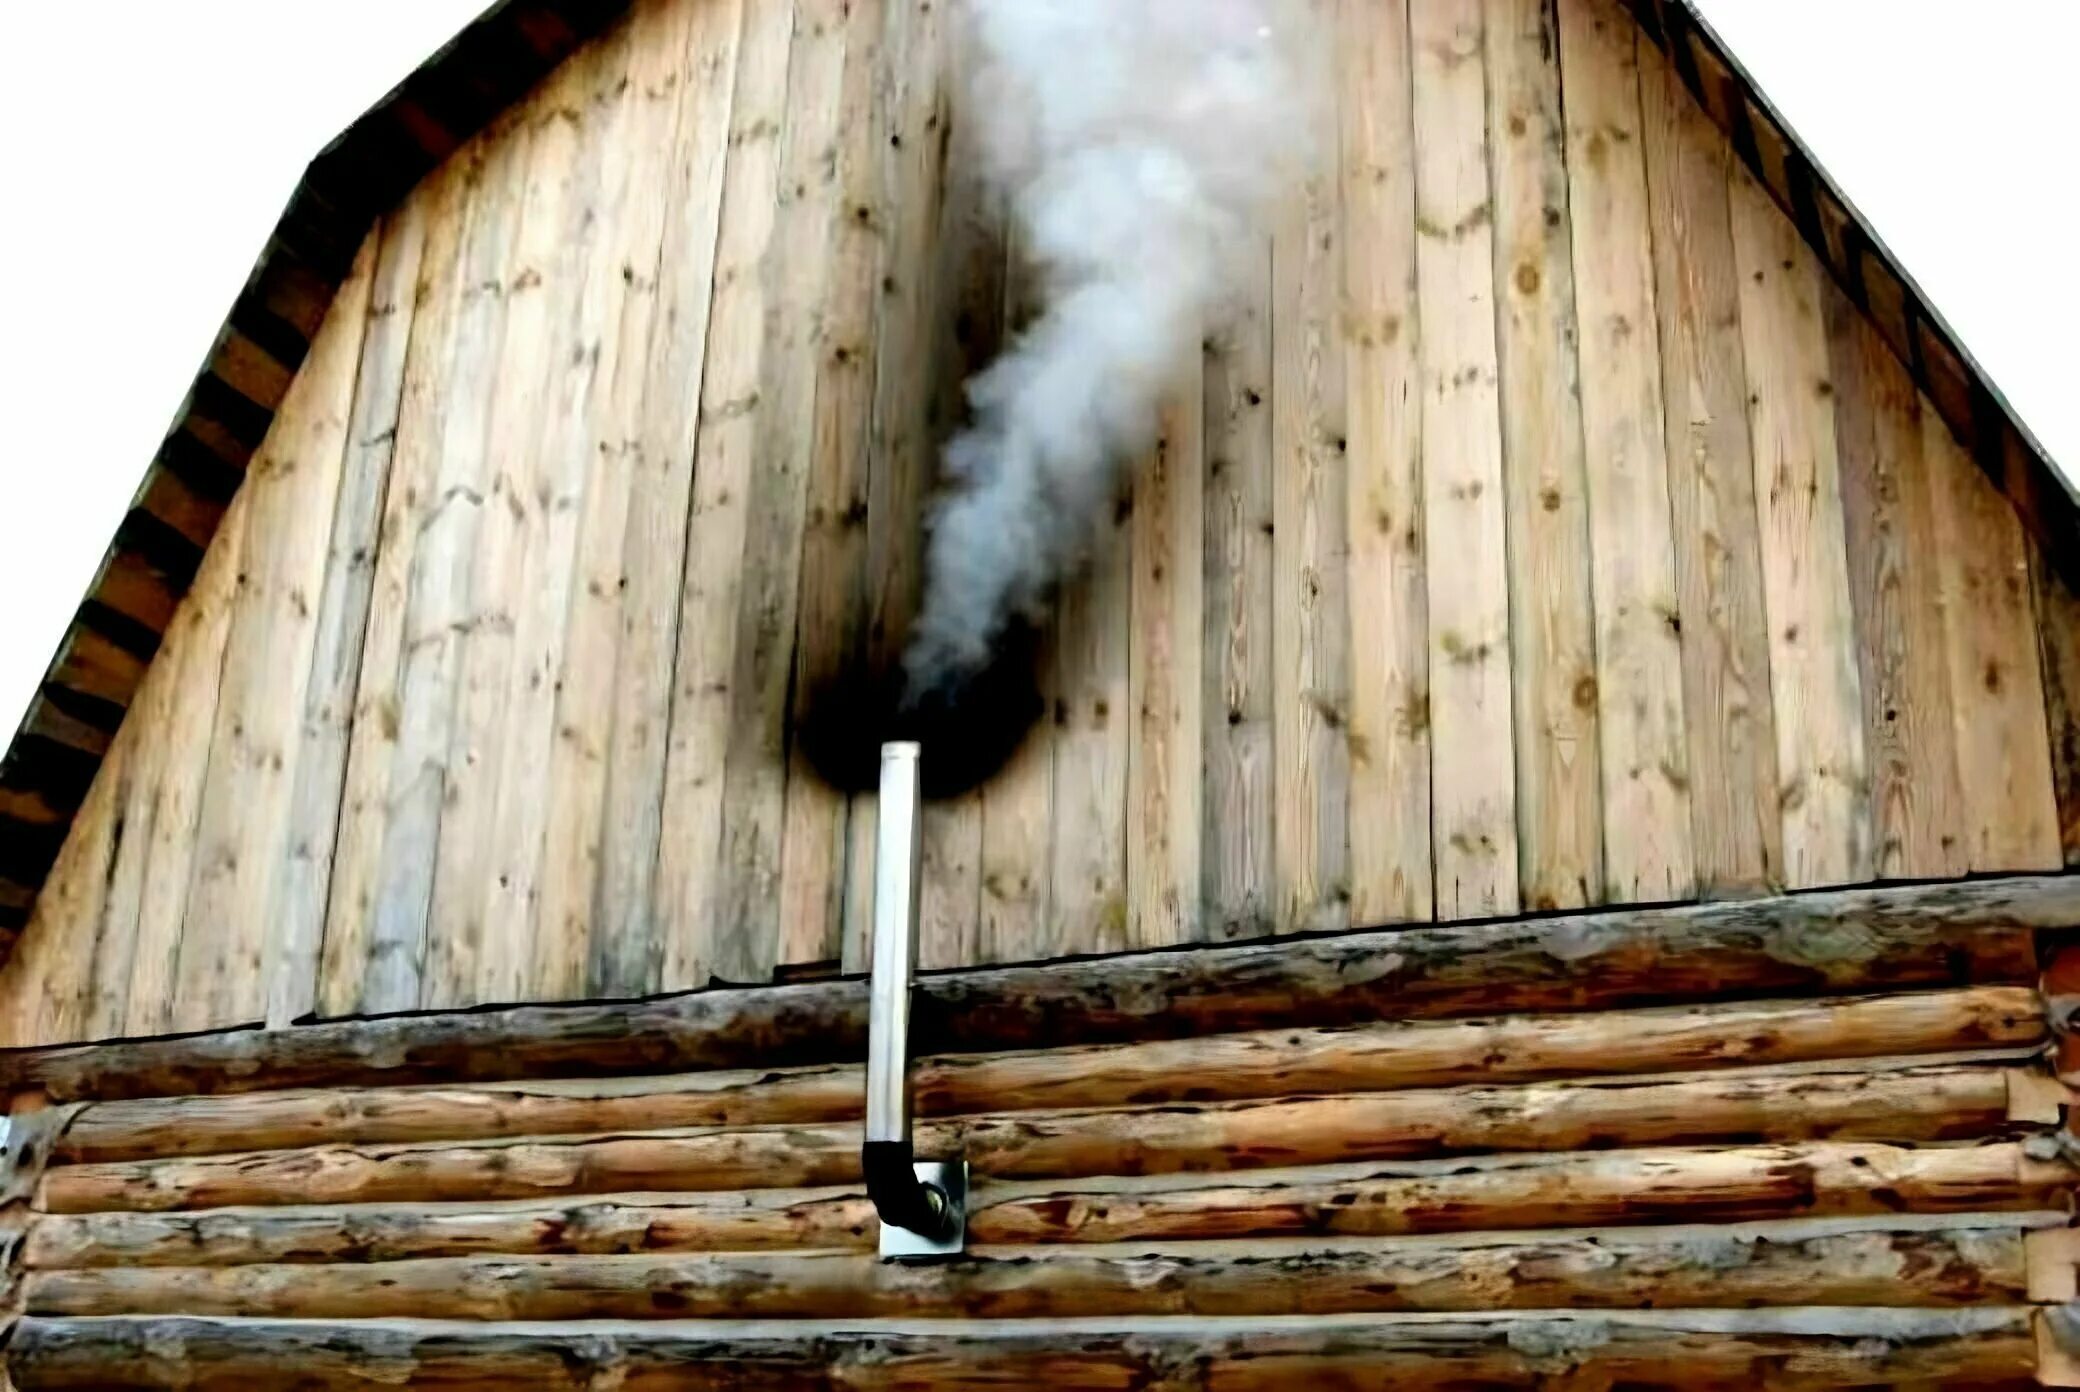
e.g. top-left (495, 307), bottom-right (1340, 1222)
top-left (903, 0), bottom-right (1324, 697)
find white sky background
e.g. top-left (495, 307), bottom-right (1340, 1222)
top-left (0, 1), bottom-right (2075, 742)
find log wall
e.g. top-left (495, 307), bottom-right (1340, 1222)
top-left (4, 877), bottom-right (2079, 1387)
top-left (1, 0), bottom-right (2078, 1047)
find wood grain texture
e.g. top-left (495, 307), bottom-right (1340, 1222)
top-left (777, 0), bottom-right (888, 969)
top-left (84, 488), bottom-right (255, 1040)
top-left (713, 0), bottom-right (853, 983)
top-left (47, 986), bottom-right (2038, 1165)
top-left (370, 120), bottom-right (530, 1013)
top-left (1200, 241), bottom-right (1278, 940)
top-left (262, 205), bottom-right (426, 1027)
top-left (1271, 0), bottom-right (1353, 936)
top-left (1924, 405), bottom-right (2062, 874)
top-left (1558, 0), bottom-right (1694, 901)
top-left (472, 33), bottom-right (637, 1007)
top-left (968, 1140), bottom-right (2075, 1247)
top-left (6, 1309), bottom-right (2038, 1391)
top-left (318, 152), bottom-right (476, 1019)
top-left (1341, 0), bottom-right (1431, 927)
top-left (1050, 499), bottom-right (1131, 954)
top-left (1824, 288), bottom-right (1966, 881)
top-left (2030, 541), bottom-right (2080, 867)
top-left (648, 0), bottom-right (786, 986)
top-left (1411, 0), bottom-right (1519, 918)
top-left (1637, 38), bottom-right (1781, 897)
top-left (631, 0), bottom-right (761, 995)
top-left (119, 500), bottom-right (252, 1039)
top-left (1129, 381), bottom-right (1205, 948)
top-left (23, 1218), bottom-right (2035, 1320)
top-left (1483, 0), bottom-right (1602, 912)
top-left (2, 874), bottom-right (2054, 1102)
top-left (530, 0), bottom-right (697, 1002)
top-left (35, 1140), bottom-right (2066, 1269)
top-left (916, 12), bottom-right (1003, 969)
top-left (10, 0), bottom-right (2078, 1040)
top-left (171, 232), bottom-right (377, 1031)
top-left (0, 728), bottom-right (129, 1045)
top-left (419, 75), bottom-right (581, 1011)
top-left (34, 1058), bottom-right (2022, 1214)
top-left (1727, 163), bottom-right (1869, 888)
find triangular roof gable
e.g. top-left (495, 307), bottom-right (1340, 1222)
top-left (0, 0), bottom-right (2069, 939)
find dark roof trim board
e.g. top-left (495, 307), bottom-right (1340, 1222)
top-left (0, 0), bottom-right (2069, 949)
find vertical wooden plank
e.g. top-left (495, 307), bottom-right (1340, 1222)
top-left (60, 734), bottom-right (132, 1044)
top-left (530, 0), bottom-right (702, 1002)
top-left (172, 232), bottom-right (376, 1032)
top-left (1825, 287), bottom-right (1966, 881)
top-left (976, 236), bottom-right (1055, 964)
top-left (1925, 405), bottom-right (2062, 873)
top-left (92, 542), bottom-right (266, 1037)
top-left (2030, 542), bottom-right (2080, 867)
top-left (1727, 163), bottom-right (1869, 888)
top-left (421, 67), bottom-right (586, 1011)
top-left (1271, 0), bottom-right (1352, 936)
top-left (837, 791), bottom-right (878, 975)
top-left (1411, 0), bottom-right (1519, 919)
top-left (368, 115), bottom-right (528, 1015)
top-left (859, 0), bottom-right (949, 695)
top-left (597, 0), bottom-right (753, 998)
top-left (643, 0), bottom-right (777, 994)
top-left (1342, 0), bottom-right (1429, 928)
top-left (714, 0), bottom-right (852, 983)
top-left (1557, 0), bottom-right (1693, 902)
top-left (1637, 39), bottom-right (1781, 898)
top-left (1484, 0), bottom-right (1601, 910)
top-left (976, 657), bottom-right (1054, 962)
top-left (917, 29), bottom-right (1006, 971)
top-left (854, 0), bottom-right (967, 961)
top-left (1199, 242), bottom-right (1277, 941)
top-left (263, 201), bottom-right (428, 1028)
top-left (319, 155), bottom-right (473, 1019)
top-left (778, 0), bottom-right (887, 971)
top-left (472, 39), bottom-right (633, 1010)
top-left (87, 720), bottom-right (152, 1038)
top-left (125, 490), bottom-right (248, 1037)
top-left (1046, 27), bottom-right (1131, 961)
top-left (1051, 493), bottom-right (1131, 957)
top-left (0, 736), bottom-right (126, 1046)
top-left (0, 879), bottom-right (57, 1046)
top-left (1128, 375), bottom-right (1205, 950)
top-left (47, 733), bottom-right (128, 1044)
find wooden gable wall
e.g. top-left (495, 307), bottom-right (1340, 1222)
top-left (0, 0), bottom-right (2074, 1047)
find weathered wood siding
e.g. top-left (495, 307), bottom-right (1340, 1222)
top-left (2, 879), bottom-right (2075, 1387)
top-left (0, 0), bottom-right (2073, 1044)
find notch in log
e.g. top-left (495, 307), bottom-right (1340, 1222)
top-left (865, 742), bottom-right (964, 1259)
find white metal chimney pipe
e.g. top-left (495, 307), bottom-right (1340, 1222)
top-left (862, 741), bottom-right (963, 1254)
top-left (866, 741), bottom-right (924, 1148)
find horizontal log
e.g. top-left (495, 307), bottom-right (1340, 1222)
top-left (4, 877), bottom-right (2061, 1102)
top-left (26, 1141), bottom-right (2073, 1270)
top-left (5, 1309), bottom-right (2040, 1390)
top-left (51, 987), bottom-right (2043, 1165)
top-left (969, 1139), bottom-right (2080, 1246)
top-left (22, 1189), bottom-right (878, 1270)
top-left (21, 1216), bottom-right (2045, 1321)
top-left (37, 1059), bottom-right (2026, 1214)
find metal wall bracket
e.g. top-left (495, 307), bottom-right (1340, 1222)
top-left (879, 1158), bottom-right (967, 1260)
